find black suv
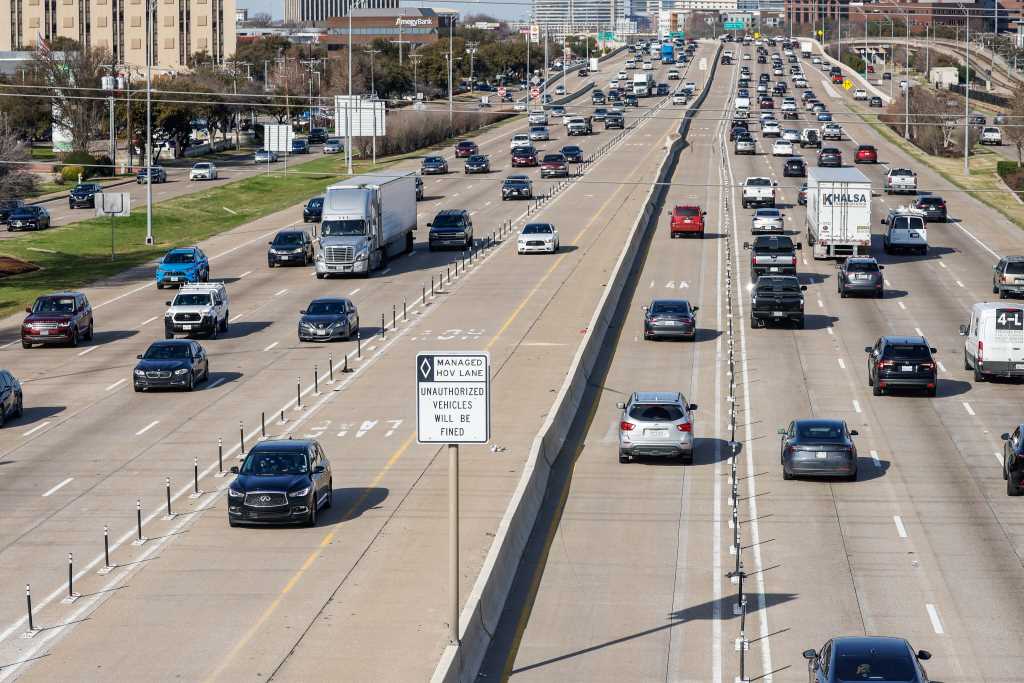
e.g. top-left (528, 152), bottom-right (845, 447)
top-left (837, 257), bottom-right (885, 298)
top-left (228, 439), bottom-right (333, 527)
top-left (914, 196), bottom-right (948, 222)
top-left (303, 197), bottom-right (323, 223)
top-left (308, 127), bottom-right (328, 144)
top-left (783, 158), bottom-right (806, 177)
top-left (865, 336), bottom-right (938, 396)
top-left (817, 147), bottom-right (842, 167)
top-left (0, 369), bottom-right (23, 428)
top-left (427, 209), bottom-right (473, 251)
top-left (268, 229), bottom-right (315, 267)
top-left (69, 183), bottom-right (103, 209)
top-left (501, 175), bottom-right (533, 200)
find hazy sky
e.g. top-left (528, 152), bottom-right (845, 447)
top-left (237, 0), bottom-right (530, 21)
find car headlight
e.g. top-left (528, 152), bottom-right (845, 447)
top-left (228, 487), bottom-right (244, 498)
top-left (289, 486), bottom-right (311, 498)
top-left (174, 368), bottom-right (190, 375)
top-left (134, 369), bottom-right (145, 376)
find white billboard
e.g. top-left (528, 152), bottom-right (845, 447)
top-left (334, 97), bottom-right (387, 138)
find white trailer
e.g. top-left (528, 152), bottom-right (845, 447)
top-left (805, 167), bottom-right (872, 259)
top-left (800, 40), bottom-right (813, 58)
top-left (589, 57), bottom-right (600, 72)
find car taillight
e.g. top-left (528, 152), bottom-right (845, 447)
top-left (877, 360), bottom-right (895, 369)
top-left (620, 421), bottom-right (635, 431)
top-left (791, 257), bottom-right (797, 266)
top-left (920, 361), bottom-right (936, 371)
top-left (677, 422), bottom-right (692, 432)
top-left (978, 341), bottom-right (984, 364)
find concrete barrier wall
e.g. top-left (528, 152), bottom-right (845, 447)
top-left (430, 40), bottom-right (724, 683)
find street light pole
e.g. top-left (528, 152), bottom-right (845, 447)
top-left (965, 10), bottom-right (971, 175)
top-left (347, 6), bottom-right (354, 175)
top-left (448, 19), bottom-right (454, 124)
top-left (145, 0), bottom-right (153, 246)
top-left (363, 48), bottom-right (381, 98)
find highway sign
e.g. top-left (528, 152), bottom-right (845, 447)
top-left (843, 79), bottom-right (853, 90)
top-left (724, 21), bottom-right (744, 30)
top-left (335, 96), bottom-right (387, 138)
top-left (416, 352), bottom-right (490, 444)
top-left (263, 124), bottom-right (294, 153)
top-left (669, 31), bottom-right (685, 39)
top-left (95, 193), bottom-right (130, 217)
top-left (598, 31), bottom-right (616, 41)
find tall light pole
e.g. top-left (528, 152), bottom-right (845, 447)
top-left (448, 18), bottom-right (454, 124)
top-left (965, 7), bottom-right (971, 175)
top-left (363, 47), bottom-right (381, 97)
top-left (145, 0), bottom-right (153, 246)
top-left (465, 42), bottom-right (479, 92)
top-left (410, 53), bottom-right (422, 98)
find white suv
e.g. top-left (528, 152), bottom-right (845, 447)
top-left (164, 282), bottom-right (230, 338)
top-left (981, 127), bottom-right (1003, 145)
top-left (189, 162), bottom-right (218, 181)
top-left (510, 133), bottom-right (530, 149)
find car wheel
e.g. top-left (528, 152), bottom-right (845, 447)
top-left (1003, 456), bottom-right (1009, 480)
top-left (185, 373), bottom-right (195, 392)
top-left (846, 469), bottom-right (858, 483)
top-left (21, 340), bottom-right (30, 349)
top-left (69, 329), bottom-right (79, 348)
top-left (85, 323), bottom-right (94, 341)
top-left (307, 497), bottom-right (318, 526)
top-left (1008, 476), bottom-right (1023, 497)
top-left (974, 364), bottom-right (986, 383)
top-left (618, 451), bottom-right (630, 464)
top-left (839, 287), bottom-right (847, 298)
top-left (325, 479), bottom-right (333, 508)
top-left (221, 314), bottom-right (228, 333)
top-left (134, 383), bottom-right (142, 392)
top-left (316, 273), bottom-right (325, 279)
top-left (964, 351), bottom-right (971, 371)
top-left (994, 283), bottom-right (1000, 294)
top-left (927, 386), bottom-right (936, 397)
top-left (877, 289), bottom-right (884, 299)
top-left (872, 381), bottom-right (882, 396)
top-left (795, 317), bottom-right (805, 330)
top-left (868, 370), bottom-right (874, 387)
top-left (156, 282), bottom-right (163, 290)
top-left (782, 467), bottom-right (793, 480)
top-left (1000, 290), bottom-right (1008, 300)
top-left (14, 397), bottom-right (23, 418)
top-left (229, 518), bottom-right (239, 528)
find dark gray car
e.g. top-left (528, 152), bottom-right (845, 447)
top-left (837, 257), bottom-right (884, 298)
top-left (779, 419), bottom-right (858, 480)
top-left (298, 298), bottom-right (359, 342)
top-left (643, 299), bottom-right (698, 341)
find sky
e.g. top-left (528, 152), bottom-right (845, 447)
top-left (237, 0), bottom-right (528, 21)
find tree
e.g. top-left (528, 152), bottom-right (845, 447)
top-left (0, 74), bottom-right (49, 141)
top-left (246, 12), bottom-right (274, 27)
top-left (1006, 83), bottom-right (1024, 165)
top-left (35, 44), bottom-right (112, 152)
top-left (0, 119), bottom-right (38, 199)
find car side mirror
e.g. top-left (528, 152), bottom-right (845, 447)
top-left (880, 219), bottom-right (886, 225)
top-left (802, 649), bottom-right (817, 661)
top-left (615, 402), bottom-right (625, 409)
top-left (24, 307), bottom-right (31, 314)
top-left (313, 465), bottom-right (325, 474)
top-left (917, 650), bottom-right (931, 661)
top-left (300, 310), bottom-right (307, 315)
top-left (796, 243), bottom-right (803, 250)
top-left (777, 427), bottom-right (787, 435)
top-left (692, 306), bottom-right (699, 313)
top-left (879, 265), bottom-right (885, 270)
top-left (136, 354), bottom-right (143, 359)
top-left (930, 347), bottom-right (937, 354)
top-left (268, 241), bottom-right (273, 245)
top-left (1002, 432), bottom-right (1011, 441)
top-left (850, 430), bottom-right (859, 436)
top-left (743, 242), bottom-right (751, 249)
top-left (864, 346), bottom-right (873, 353)
top-left (688, 404), bottom-right (698, 411)
top-left (165, 301), bottom-right (172, 306)
top-left (959, 324), bottom-right (968, 336)
top-left (800, 285), bottom-right (807, 291)
top-left (230, 466), bottom-right (239, 474)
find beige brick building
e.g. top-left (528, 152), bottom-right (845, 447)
top-left (2, 0), bottom-right (236, 71)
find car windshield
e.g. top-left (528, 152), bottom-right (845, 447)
top-left (757, 210), bottom-right (780, 218)
top-left (240, 450), bottom-right (309, 476)
top-left (512, 147), bottom-right (533, 155)
top-left (757, 278), bottom-right (800, 290)
top-left (834, 650), bottom-right (916, 681)
top-left (884, 344), bottom-right (931, 360)
top-left (917, 197), bottom-right (942, 206)
top-left (796, 423), bottom-right (845, 440)
top-left (1005, 262), bottom-right (1024, 275)
top-left (522, 224), bottom-right (553, 235)
top-left (173, 294), bottom-right (212, 306)
top-left (847, 261), bottom-right (879, 273)
top-left (164, 252), bottom-right (195, 264)
top-left (306, 301), bottom-right (346, 315)
top-left (629, 403), bottom-right (685, 421)
top-left (424, 157), bottom-right (443, 165)
top-left (505, 179), bottom-right (528, 187)
top-left (327, 139), bottom-right (341, 145)
top-left (33, 297), bottom-right (75, 314)
top-left (143, 344), bottom-right (191, 360)
top-left (194, 164), bottom-right (211, 169)
top-left (563, 147), bottom-right (581, 154)
top-left (321, 219), bottom-right (366, 236)
top-left (467, 155), bottom-right (486, 163)
top-left (307, 198), bottom-right (323, 208)
top-left (543, 155), bottom-right (565, 162)
top-left (650, 301), bottom-right (691, 316)
top-left (432, 214), bottom-right (464, 228)
top-left (274, 233), bottom-right (303, 246)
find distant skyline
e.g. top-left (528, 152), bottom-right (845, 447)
top-left (237, 0), bottom-right (530, 21)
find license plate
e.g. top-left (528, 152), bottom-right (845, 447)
top-left (281, 255), bottom-right (291, 260)
top-left (171, 276), bottom-right (180, 282)
top-left (646, 430), bottom-right (669, 438)
top-left (40, 330), bottom-right (50, 336)
top-left (901, 365), bottom-right (913, 372)
top-left (816, 452), bottom-right (827, 459)
top-left (317, 330), bottom-right (329, 336)
top-left (182, 325), bottom-right (192, 331)
top-left (772, 311), bottom-right (784, 317)
top-left (770, 267), bottom-right (779, 272)
top-left (1016, 364), bottom-right (1024, 370)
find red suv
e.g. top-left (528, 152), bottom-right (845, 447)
top-left (454, 140), bottom-right (478, 158)
top-left (22, 291), bottom-right (94, 348)
top-left (855, 144), bottom-right (878, 164)
top-left (668, 205), bottom-right (706, 238)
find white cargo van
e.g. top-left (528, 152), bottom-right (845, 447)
top-left (960, 302), bottom-right (1024, 381)
top-left (881, 207), bottom-right (928, 255)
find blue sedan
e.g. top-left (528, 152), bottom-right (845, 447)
top-left (803, 636), bottom-right (932, 682)
top-left (155, 247), bottom-right (210, 289)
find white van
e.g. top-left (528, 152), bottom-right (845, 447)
top-left (881, 208), bottom-right (927, 255)
top-left (960, 302), bottom-right (1024, 381)
top-left (734, 96), bottom-right (751, 110)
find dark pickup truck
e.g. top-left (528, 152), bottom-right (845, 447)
top-left (744, 235), bottom-right (802, 278)
top-left (750, 275), bottom-right (807, 329)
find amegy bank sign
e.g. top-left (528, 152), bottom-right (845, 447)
top-left (395, 17), bottom-right (435, 27)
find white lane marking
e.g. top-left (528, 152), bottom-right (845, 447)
top-left (955, 280), bottom-right (965, 288)
top-left (208, 377), bottom-right (226, 389)
top-left (348, 288), bottom-right (362, 296)
top-left (962, 401), bottom-right (976, 416)
top-left (817, 299), bottom-right (823, 308)
top-left (274, 288), bottom-right (288, 296)
top-left (140, 316), bottom-right (158, 326)
top-left (77, 346), bottom-right (98, 357)
top-left (852, 400), bottom-right (862, 413)
top-left (230, 313), bottom-right (243, 322)
top-left (951, 220), bottom-right (1000, 259)
top-left (0, 341), bottom-right (16, 349)
top-left (937, 361), bottom-right (946, 373)
top-left (894, 515), bottom-right (908, 538)
top-left (837, 358), bottom-right (846, 369)
top-left (42, 478), bottom-right (74, 498)
top-left (263, 341), bottom-right (279, 352)
top-left (914, 327), bottom-right (923, 337)
top-left (135, 420), bottom-right (159, 436)
top-left (995, 452), bottom-right (1004, 466)
top-left (826, 327), bottom-right (834, 336)
top-left (926, 604), bottom-right (945, 634)
top-left (870, 449), bottom-right (881, 467)
top-left (939, 262), bottom-right (948, 269)
top-left (105, 378), bottom-right (126, 391)
top-left (239, 270), bottom-right (252, 278)
top-left (23, 421), bottom-right (51, 437)
top-left (898, 301), bottom-right (907, 310)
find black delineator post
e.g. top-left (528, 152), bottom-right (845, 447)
top-left (329, 353), bottom-right (335, 383)
top-left (67, 553), bottom-right (73, 597)
top-left (261, 412), bottom-right (266, 438)
top-left (218, 438), bottom-right (224, 475)
top-left (357, 331), bottom-right (362, 359)
top-left (447, 265), bottom-right (451, 284)
top-left (165, 477), bottom-right (173, 518)
top-left (314, 365), bottom-right (319, 394)
top-left (423, 285), bottom-right (427, 304)
top-left (103, 526), bottom-right (110, 568)
top-left (239, 421), bottom-right (246, 455)
top-left (343, 354), bottom-right (351, 373)
top-left (296, 377), bottom-right (302, 408)
top-left (25, 585), bottom-right (33, 633)
top-left (133, 498), bottom-right (144, 545)
top-left (431, 277), bottom-right (435, 298)
top-left (381, 313), bottom-right (386, 339)
top-left (403, 298), bottom-right (407, 321)
top-left (392, 304), bottom-right (396, 330)
top-left (193, 457), bottom-right (199, 496)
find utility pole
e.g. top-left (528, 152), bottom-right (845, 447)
top-left (466, 41), bottom-right (479, 92)
top-left (410, 53), bottom-right (422, 98)
top-left (965, 8), bottom-right (971, 175)
top-left (363, 48), bottom-right (381, 97)
top-left (449, 19), bottom-right (454, 124)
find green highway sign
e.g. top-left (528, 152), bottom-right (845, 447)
top-left (669, 31), bottom-right (685, 38)
top-left (724, 21), bottom-right (745, 30)
top-left (598, 31), bottom-right (616, 41)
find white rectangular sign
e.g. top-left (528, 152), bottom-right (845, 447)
top-left (95, 192), bottom-right (130, 217)
top-left (264, 124), bottom-right (294, 153)
top-left (416, 352), bottom-right (490, 444)
top-left (334, 97), bottom-right (387, 138)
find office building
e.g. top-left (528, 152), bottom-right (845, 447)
top-left (1, 0), bottom-right (236, 71)
top-left (531, 0), bottom-right (631, 31)
top-left (284, 0), bottom-right (398, 24)
top-left (322, 7), bottom-right (454, 50)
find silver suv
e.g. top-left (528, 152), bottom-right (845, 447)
top-left (617, 392), bottom-right (697, 464)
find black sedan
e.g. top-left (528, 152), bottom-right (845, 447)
top-left (779, 419), bottom-right (859, 480)
top-left (421, 156), bottom-right (449, 175)
top-left (69, 183), bottom-right (102, 209)
top-left (268, 229), bottom-right (314, 267)
top-left (463, 154), bottom-right (490, 174)
top-left (0, 369), bottom-right (23, 428)
top-left (803, 636), bottom-right (931, 682)
top-left (624, 94), bottom-right (639, 107)
top-left (783, 158), bottom-right (806, 177)
top-left (227, 438), bottom-right (333, 527)
top-left (133, 339), bottom-right (209, 392)
top-left (136, 166), bottom-right (167, 183)
top-left (560, 145), bottom-right (584, 163)
top-left (643, 299), bottom-right (698, 341)
top-left (298, 297), bottom-right (359, 342)
top-left (7, 206), bottom-right (50, 231)
top-left (866, 335), bottom-right (938, 397)
top-left (914, 196), bottom-right (948, 222)
top-left (501, 175), bottom-right (533, 200)
top-left (817, 147), bottom-right (842, 167)
top-left (303, 197), bottom-right (323, 223)
top-left (0, 198), bottom-right (25, 225)
top-left (729, 125), bottom-right (749, 141)
top-left (1001, 425), bottom-right (1024, 496)
top-left (837, 257), bottom-right (884, 298)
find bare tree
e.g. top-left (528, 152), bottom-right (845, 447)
top-left (35, 44), bottom-right (112, 152)
top-left (0, 117), bottom-right (38, 199)
top-left (1006, 83), bottom-right (1024, 166)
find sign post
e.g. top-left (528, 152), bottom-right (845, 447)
top-left (95, 192), bottom-right (131, 260)
top-left (416, 351), bottom-right (490, 646)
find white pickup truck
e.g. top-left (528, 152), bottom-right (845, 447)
top-left (884, 168), bottom-right (918, 195)
top-left (742, 177), bottom-right (777, 209)
top-left (164, 282), bottom-right (229, 338)
top-left (980, 127), bottom-right (1003, 145)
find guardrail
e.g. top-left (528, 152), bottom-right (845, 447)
top-left (430, 39), bottom-right (724, 683)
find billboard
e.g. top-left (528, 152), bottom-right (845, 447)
top-left (334, 97), bottom-right (387, 138)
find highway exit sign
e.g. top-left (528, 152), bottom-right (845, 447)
top-left (724, 21), bottom-right (744, 30)
top-left (416, 352), bottom-right (490, 444)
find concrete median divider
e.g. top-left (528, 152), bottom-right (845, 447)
top-left (431, 40), bottom-right (723, 683)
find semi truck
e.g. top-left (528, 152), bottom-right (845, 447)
top-left (805, 167), bottom-right (872, 259)
top-left (632, 73), bottom-right (654, 97)
top-left (800, 40), bottom-right (813, 58)
top-left (661, 43), bottom-right (675, 64)
top-left (315, 171), bottom-right (418, 278)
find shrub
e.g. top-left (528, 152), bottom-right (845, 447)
top-left (58, 151), bottom-right (99, 179)
top-left (61, 165), bottom-right (85, 183)
top-left (997, 160), bottom-right (1020, 178)
top-left (94, 154), bottom-right (114, 177)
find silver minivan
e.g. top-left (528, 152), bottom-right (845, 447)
top-left (617, 391), bottom-right (697, 464)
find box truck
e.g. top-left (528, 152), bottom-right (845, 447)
top-left (805, 167), bottom-right (872, 259)
top-left (800, 40), bottom-right (813, 58)
top-left (316, 171), bottom-right (418, 277)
